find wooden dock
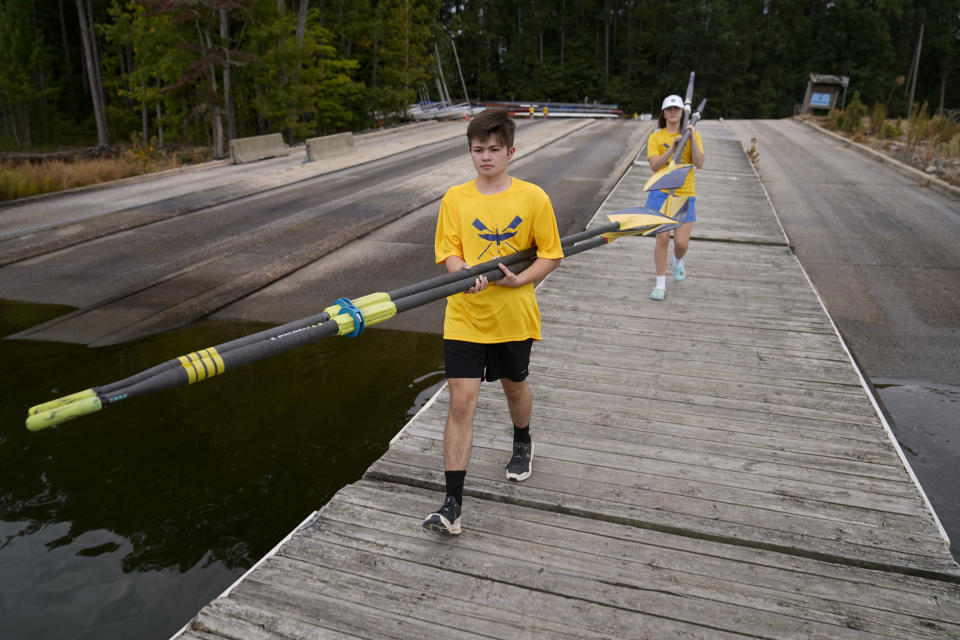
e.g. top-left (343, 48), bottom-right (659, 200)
top-left (174, 121), bottom-right (960, 639)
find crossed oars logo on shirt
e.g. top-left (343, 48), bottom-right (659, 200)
top-left (473, 215), bottom-right (523, 259)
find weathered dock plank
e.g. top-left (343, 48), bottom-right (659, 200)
top-left (174, 120), bottom-right (960, 639)
top-left (180, 480), bottom-right (959, 639)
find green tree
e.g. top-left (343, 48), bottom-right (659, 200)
top-left (104, 1), bottom-right (190, 147)
top-left (244, 3), bottom-right (362, 140)
top-left (364, 0), bottom-right (438, 120)
top-left (0, 1), bottom-right (57, 148)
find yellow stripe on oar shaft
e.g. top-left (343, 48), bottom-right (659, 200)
top-left (178, 347), bottom-right (226, 384)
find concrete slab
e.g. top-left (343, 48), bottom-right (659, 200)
top-left (229, 133), bottom-right (289, 164)
top-left (306, 132), bottom-right (355, 161)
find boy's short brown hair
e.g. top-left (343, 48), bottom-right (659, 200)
top-left (466, 108), bottom-right (516, 148)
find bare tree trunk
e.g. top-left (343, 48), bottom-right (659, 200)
top-left (604, 8), bottom-right (610, 80)
top-left (210, 67), bottom-right (224, 158)
top-left (906, 23), bottom-right (923, 121)
top-left (2, 105), bottom-right (16, 147)
top-left (58, 0), bottom-right (72, 69)
top-left (255, 83), bottom-right (267, 134)
top-left (220, 8), bottom-right (236, 142)
top-left (371, 8), bottom-right (380, 86)
top-left (560, 0), bottom-right (565, 70)
top-left (156, 93), bottom-right (164, 148)
top-left (560, 26), bottom-right (565, 69)
top-left (938, 72), bottom-right (945, 116)
top-left (142, 98), bottom-right (148, 145)
top-left (86, 0), bottom-right (108, 127)
top-left (80, 45), bottom-right (89, 95)
top-left (276, 0), bottom-right (288, 129)
top-left (200, 24), bottom-right (225, 158)
top-left (402, 0), bottom-right (410, 96)
top-left (19, 102), bottom-right (32, 149)
top-left (297, 0), bottom-right (309, 48)
top-left (7, 101), bottom-right (22, 147)
top-left (595, 23), bottom-right (600, 62)
top-left (76, 0), bottom-right (109, 147)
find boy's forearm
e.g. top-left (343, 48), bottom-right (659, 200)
top-left (445, 254), bottom-right (561, 287)
top-left (444, 255), bottom-right (468, 273)
top-left (503, 257), bottom-right (561, 287)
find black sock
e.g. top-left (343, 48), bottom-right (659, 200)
top-left (445, 470), bottom-right (466, 506)
top-left (513, 424), bottom-right (531, 444)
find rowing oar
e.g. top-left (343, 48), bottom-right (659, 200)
top-left (25, 208), bottom-right (668, 421)
top-left (643, 97), bottom-right (707, 194)
top-left (25, 208), bottom-right (674, 432)
top-left (680, 71), bottom-right (695, 131)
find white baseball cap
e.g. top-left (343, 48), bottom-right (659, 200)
top-left (661, 94), bottom-right (683, 110)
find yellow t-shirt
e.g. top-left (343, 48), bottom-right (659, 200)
top-left (434, 178), bottom-right (563, 343)
top-left (647, 128), bottom-right (704, 196)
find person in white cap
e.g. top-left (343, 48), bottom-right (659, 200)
top-left (645, 93), bottom-right (705, 300)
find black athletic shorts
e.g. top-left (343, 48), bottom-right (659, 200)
top-left (444, 339), bottom-right (533, 382)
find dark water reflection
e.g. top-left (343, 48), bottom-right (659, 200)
top-left (874, 379), bottom-right (960, 564)
top-left (0, 301), bottom-right (444, 640)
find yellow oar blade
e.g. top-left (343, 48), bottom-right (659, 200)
top-left (660, 195), bottom-right (690, 220)
top-left (603, 209), bottom-right (677, 239)
top-left (643, 162), bottom-right (692, 192)
top-left (636, 194), bottom-right (692, 237)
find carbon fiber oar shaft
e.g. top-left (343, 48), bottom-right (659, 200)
top-left (25, 212), bottom-right (667, 431)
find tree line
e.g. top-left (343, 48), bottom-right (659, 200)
top-left (0, 0), bottom-right (956, 155)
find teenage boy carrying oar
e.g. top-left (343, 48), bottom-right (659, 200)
top-left (423, 108), bottom-right (564, 536)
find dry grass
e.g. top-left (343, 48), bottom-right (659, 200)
top-left (0, 152), bottom-right (188, 203)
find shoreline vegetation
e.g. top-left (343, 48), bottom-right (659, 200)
top-left (0, 140), bottom-right (214, 203)
top-left (3, 103), bottom-right (958, 204)
top-left (814, 94), bottom-right (960, 188)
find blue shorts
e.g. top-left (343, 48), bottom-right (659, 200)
top-left (644, 191), bottom-right (697, 226)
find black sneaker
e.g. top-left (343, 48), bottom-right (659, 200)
top-left (505, 441), bottom-right (534, 481)
top-left (422, 496), bottom-right (462, 535)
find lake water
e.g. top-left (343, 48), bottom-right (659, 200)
top-left (0, 301), bottom-right (444, 640)
top-left (874, 378), bottom-right (960, 562)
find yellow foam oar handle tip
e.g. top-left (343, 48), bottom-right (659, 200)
top-left (333, 300), bottom-right (397, 336)
top-left (28, 389), bottom-right (96, 416)
top-left (324, 292), bottom-right (390, 317)
top-left (26, 396), bottom-right (103, 431)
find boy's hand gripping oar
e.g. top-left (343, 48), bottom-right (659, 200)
top-left (24, 209), bottom-right (674, 432)
top-left (643, 98), bottom-right (707, 194)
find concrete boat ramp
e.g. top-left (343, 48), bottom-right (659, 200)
top-left (175, 121), bottom-right (960, 639)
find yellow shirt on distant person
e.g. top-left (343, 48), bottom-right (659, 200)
top-left (647, 128), bottom-right (704, 196)
top-left (435, 178), bottom-right (563, 343)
